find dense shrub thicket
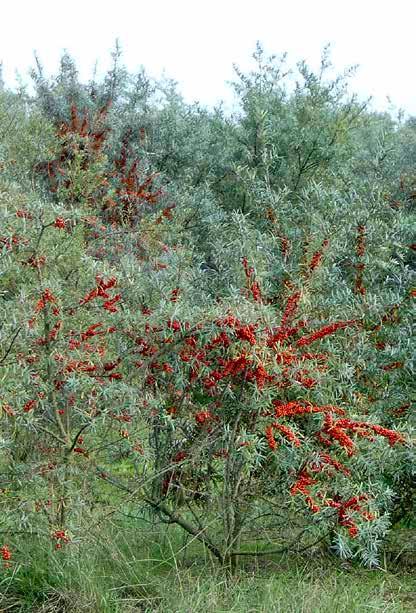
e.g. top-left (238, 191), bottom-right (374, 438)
top-left (0, 44), bottom-right (414, 581)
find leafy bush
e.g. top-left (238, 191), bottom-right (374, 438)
top-left (0, 45), bottom-right (414, 584)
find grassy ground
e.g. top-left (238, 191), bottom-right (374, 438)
top-left (1, 522), bottom-right (415, 612)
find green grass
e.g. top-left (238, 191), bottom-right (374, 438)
top-left (1, 522), bottom-right (415, 612)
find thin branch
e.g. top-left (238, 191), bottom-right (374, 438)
top-left (68, 423), bottom-right (91, 453)
top-left (144, 497), bottom-right (224, 564)
top-left (0, 327), bottom-right (22, 365)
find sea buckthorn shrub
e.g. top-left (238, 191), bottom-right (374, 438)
top-left (112, 225), bottom-right (411, 568)
top-left (0, 45), bottom-right (414, 575)
top-left (0, 108), bottom-right (190, 564)
top-left (0, 183), bottom-right (127, 541)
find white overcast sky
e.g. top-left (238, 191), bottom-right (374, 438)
top-left (1, 0), bottom-right (416, 114)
